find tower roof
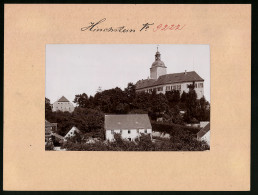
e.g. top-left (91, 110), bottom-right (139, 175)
top-left (57, 96), bottom-right (70, 102)
top-left (151, 51), bottom-right (167, 68)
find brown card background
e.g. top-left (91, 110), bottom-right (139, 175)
top-left (4, 4), bottom-right (251, 191)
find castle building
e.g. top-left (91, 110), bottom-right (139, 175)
top-left (52, 96), bottom-right (75, 113)
top-left (135, 49), bottom-right (205, 99)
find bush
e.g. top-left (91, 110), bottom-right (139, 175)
top-left (45, 140), bottom-right (54, 150)
top-left (61, 131), bottom-right (209, 151)
top-left (151, 122), bottom-right (200, 135)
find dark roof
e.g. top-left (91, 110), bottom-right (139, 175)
top-left (45, 120), bottom-right (57, 127)
top-left (136, 71), bottom-right (204, 90)
top-left (197, 123), bottom-right (210, 138)
top-left (105, 114), bottom-right (152, 130)
top-left (52, 133), bottom-right (64, 140)
top-left (58, 96), bottom-right (70, 102)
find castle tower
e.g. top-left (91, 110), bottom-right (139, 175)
top-left (150, 47), bottom-right (167, 79)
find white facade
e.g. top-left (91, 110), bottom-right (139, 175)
top-left (137, 81), bottom-right (204, 99)
top-left (106, 128), bottom-right (152, 142)
top-left (52, 100), bottom-right (75, 113)
top-left (150, 66), bottom-right (167, 80)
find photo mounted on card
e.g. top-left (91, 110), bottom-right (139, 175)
top-left (4, 4), bottom-right (250, 191)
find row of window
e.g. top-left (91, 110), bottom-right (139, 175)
top-left (145, 83), bottom-right (204, 93)
top-left (111, 129), bottom-right (148, 134)
top-left (166, 85), bottom-right (181, 91)
top-left (55, 107), bottom-right (71, 110)
top-left (188, 83), bottom-right (204, 88)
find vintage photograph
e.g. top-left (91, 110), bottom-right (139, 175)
top-left (45, 44), bottom-right (210, 151)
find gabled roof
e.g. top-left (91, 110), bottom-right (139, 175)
top-left (197, 123), bottom-right (210, 138)
top-left (135, 79), bottom-right (156, 90)
top-left (58, 96), bottom-right (70, 102)
top-left (69, 126), bottom-right (80, 132)
top-left (65, 126), bottom-right (81, 138)
top-left (136, 71), bottom-right (204, 90)
top-left (105, 114), bottom-right (152, 130)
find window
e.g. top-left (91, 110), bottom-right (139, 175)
top-left (198, 83), bottom-right (203, 88)
top-left (111, 130), bottom-right (114, 134)
top-left (157, 87), bottom-right (163, 91)
top-left (137, 129), bottom-right (139, 133)
top-left (145, 129), bottom-right (147, 133)
top-left (195, 84), bottom-right (197, 88)
top-left (166, 86), bottom-right (170, 91)
top-left (128, 138), bottom-right (131, 141)
top-left (128, 130), bottom-right (131, 134)
top-left (173, 86), bottom-right (176, 90)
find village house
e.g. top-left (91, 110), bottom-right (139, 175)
top-left (45, 120), bottom-right (57, 142)
top-left (45, 120), bottom-right (65, 146)
top-left (64, 126), bottom-right (81, 139)
top-left (52, 96), bottom-right (75, 113)
top-left (135, 49), bottom-right (205, 99)
top-left (104, 114), bottom-right (152, 142)
top-left (197, 122), bottom-right (210, 146)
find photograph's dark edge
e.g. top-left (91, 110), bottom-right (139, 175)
top-left (1, 0), bottom-right (4, 194)
top-left (1, 0), bottom-right (257, 194)
top-left (251, 1), bottom-right (258, 195)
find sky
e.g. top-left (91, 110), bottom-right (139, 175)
top-left (46, 44), bottom-right (210, 104)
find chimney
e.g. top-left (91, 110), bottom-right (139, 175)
top-left (184, 70), bottom-right (187, 75)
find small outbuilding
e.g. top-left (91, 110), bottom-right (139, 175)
top-left (45, 120), bottom-right (57, 142)
top-left (65, 126), bottom-right (81, 139)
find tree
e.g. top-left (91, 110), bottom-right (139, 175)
top-left (150, 93), bottom-right (168, 117)
top-left (181, 83), bottom-right (198, 123)
top-left (73, 93), bottom-right (89, 108)
top-left (132, 92), bottom-right (151, 111)
top-left (72, 107), bottom-right (104, 133)
top-left (45, 97), bottom-right (52, 113)
top-left (124, 82), bottom-right (136, 107)
top-left (196, 97), bottom-right (210, 121)
top-left (165, 90), bottom-right (180, 108)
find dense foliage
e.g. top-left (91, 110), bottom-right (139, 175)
top-left (71, 82), bottom-right (210, 122)
top-left (62, 131), bottom-right (209, 151)
top-left (45, 82), bottom-right (210, 144)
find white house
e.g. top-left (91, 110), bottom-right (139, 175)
top-left (65, 126), bottom-right (81, 139)
top-left (197, 122), bottom-right (210, 146)
top-left (104, 114), bottom-right (152, 142)
top-left (135, 49), bottom-right (204, 99)
top-left (52, 96), bottom-right (75, 113)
